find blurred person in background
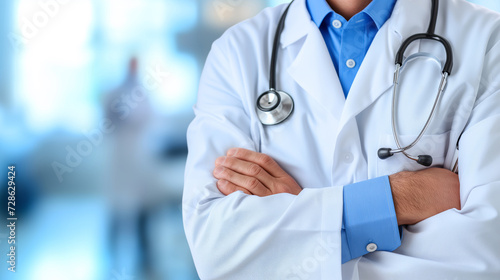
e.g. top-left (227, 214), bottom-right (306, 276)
top-left (103, 57), bottom-right (157, 279)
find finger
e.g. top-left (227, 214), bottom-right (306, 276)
top-left (213, 166), bottom-right (272, 196)
top-left (226, 148), bottom-right (286, 177)
top-left (215, 156), bottom-right (275, 187)
top-left (217, 180), bottom-right (252, 196)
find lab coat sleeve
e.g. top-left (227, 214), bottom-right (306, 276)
top-left (397, 90), bottom-right (500, 277)
top-left (383, 43), bottom-right (500, 278)
top-left (183, 41), bottom-right (343, 279)
top-left (434, 40), bottom-right (500, 273)
top-left (453, 89), bottom-right (500, 270)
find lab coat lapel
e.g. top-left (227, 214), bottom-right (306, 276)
top-left (338, 0), bottom-right (431, 129)
top-left (283, 0), bottom-right (345, 121)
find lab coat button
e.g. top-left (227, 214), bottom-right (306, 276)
top-left (346, 59), bottom-right (356, 68)
top-left (366, 243), bottom-right (378, 252)
top-left (344, 152), bottom-right (353, 163)
top-left (332, 20), bottom-right (342, 28)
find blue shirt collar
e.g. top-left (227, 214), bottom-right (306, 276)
top-left (307, 0), bottom-right (396, 29)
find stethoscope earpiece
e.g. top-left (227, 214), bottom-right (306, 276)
top-left (378, 148), bottom-right (433, 167)
top-left (417, 155), bottom-right (433, 167)
top-left (377, 148), bottom-right (394, 160)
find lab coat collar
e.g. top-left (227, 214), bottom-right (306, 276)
top-left (390, 0), bottom-right (433, 40)
top-left (284, 0), bottom-right (345, 121)
top-left (280, 0), bottom-right (311, 48)
top-left (339, 0), bottom-right (432, 128)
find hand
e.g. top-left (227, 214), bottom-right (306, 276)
top-left (213, 148), bottom-right (302, 196)
top-left (389, 168), bottom-right (461, 225)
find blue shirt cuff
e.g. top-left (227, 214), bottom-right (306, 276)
top-left (341, 176), bottom-right (401, 263)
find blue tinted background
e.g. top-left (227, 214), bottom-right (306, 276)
top-left (0, 1), bottom-right (498, 279)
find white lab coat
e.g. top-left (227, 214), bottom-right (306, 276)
top-left (183, 0), bottom-right (500, 279)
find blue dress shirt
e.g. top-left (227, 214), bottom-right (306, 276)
top-left (307, 0), bottom-right (396, 96)
top-left (306, 0), bottom-right (401, 263)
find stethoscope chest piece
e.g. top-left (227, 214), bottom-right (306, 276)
top-left (257, 89), bottom-right (294, 125)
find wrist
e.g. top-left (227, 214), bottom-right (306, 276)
top-left (389, 168), bottom-right (461, 226)
top-left (389, 171), bottom-right (418, 225)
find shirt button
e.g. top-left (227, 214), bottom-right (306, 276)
top-left (332, 19), bottom-right (342, 29)
top-left (366, 243), bottom-right (378, 253)
top-left (346, 59), bottom-right (356, 68)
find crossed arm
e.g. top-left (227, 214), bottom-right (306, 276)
top-left (213, 147), bottom-right (461, 226)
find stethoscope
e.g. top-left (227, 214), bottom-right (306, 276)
top-left (256, 0), bottom-right (295, 125)
top-left (257, 0), bottom-right (454, 167)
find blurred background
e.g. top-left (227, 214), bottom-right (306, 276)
top-left (0, 0), bottom-right (498, 279)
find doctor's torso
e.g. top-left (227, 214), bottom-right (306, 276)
top-left (188, 0), bottom-right (500, 278)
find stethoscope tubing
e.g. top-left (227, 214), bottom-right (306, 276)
top-left (396, 33), bottom-right (453, 75)
top-left (269, 0), bottom-right (294, 90)
top-left (390, 70), bottom-right (449, 156)
top-left (381, 0), bottom-right (454, 166)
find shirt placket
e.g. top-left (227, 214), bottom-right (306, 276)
top-left (339, 15), bottom-right (367, 96)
